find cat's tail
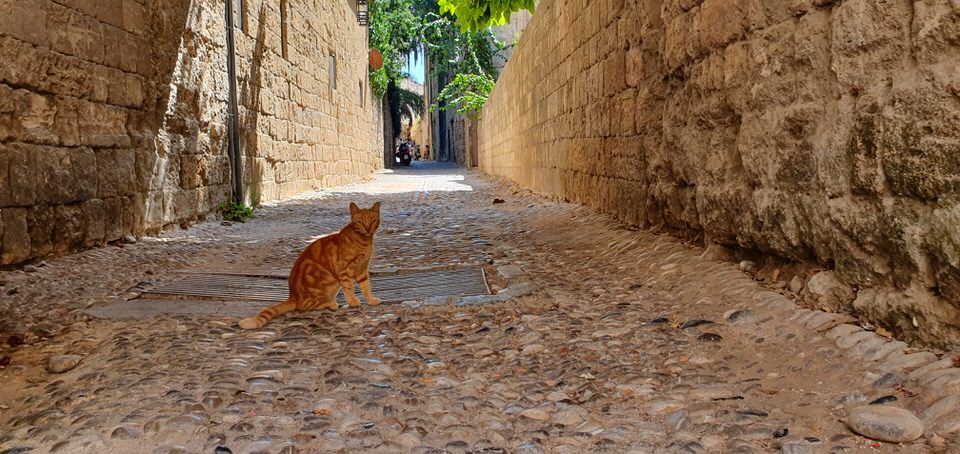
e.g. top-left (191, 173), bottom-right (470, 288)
top-left (239, 299), bottom-right (297, 329)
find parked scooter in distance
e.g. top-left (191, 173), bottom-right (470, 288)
top-left (395, 142), bottom-right (412, 166)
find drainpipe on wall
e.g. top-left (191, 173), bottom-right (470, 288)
top-left (224, 0), bottom-right (244, 203)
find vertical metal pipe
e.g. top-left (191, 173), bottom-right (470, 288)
top-left (224, 0), bottom-right (244, 202)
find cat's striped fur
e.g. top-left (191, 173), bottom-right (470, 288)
top-left (238, 202), bottom-right (382, 329)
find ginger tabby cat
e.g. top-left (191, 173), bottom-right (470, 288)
top-left (239, 202), bottom-right (382, 329)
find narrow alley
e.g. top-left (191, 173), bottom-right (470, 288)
top-left (3, 0), bottom-right (960, 452)
top-left (0, 163), bottom-right (954, 453)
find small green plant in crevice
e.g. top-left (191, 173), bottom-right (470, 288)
top-left (220, 200), bottom-right (255, 222)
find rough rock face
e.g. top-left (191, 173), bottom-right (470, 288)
top-left (478, 0), bottom-right (960, 346)
top-left (0, 0), bottom-right (381, 266)
top-left (802, 271), bottom-right (855, 313)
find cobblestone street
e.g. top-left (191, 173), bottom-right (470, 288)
top-left (1, 163), bottom-right (958, 454)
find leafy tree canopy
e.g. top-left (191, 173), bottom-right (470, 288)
top-left (369, 0), bottom-right (421, 98)
top-left (422, 12), bottom-right (502, 119)
top-left (438, 0), bottom-right (535, 32)
top-left (370, 0), bottom-right (518, 119)
top-left (435, 73), bottom-right (494, 120)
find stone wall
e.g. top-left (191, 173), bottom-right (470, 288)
top-left (0, 0), bottom-right (380, 265)
top-left (370, 84), bottom-right (385, 165)
top-left (479, 0), bottom-right (960, 346)
top-left (491, 8), bottom-right (533, 72)
top-left (399, 78), bottom-right (423, 142)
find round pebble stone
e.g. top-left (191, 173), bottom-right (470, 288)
top-left (845, 406), bottom-right (924, 443)
top-left (697, 333), bottom-right (723, 342)
top-left (46, 355), bottom-right (82, 374)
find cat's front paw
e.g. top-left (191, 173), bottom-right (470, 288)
top-left (238, 317), bottom-right (262, 329)
top-left (368, 297), bottom-right (382, 306)
top-left (347, 298), bottom-right (362, 307)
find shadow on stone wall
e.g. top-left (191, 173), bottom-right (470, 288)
top-left (2, 0), bottom-right (379, 267)
top-left (477, 0), bottom-right (960, 347)
top-left (0, 0), bottom-right (222, 269)
top-left (128, 0), bottom-right (233, 238)
top-left (240, 4), bottom-right (268, 207)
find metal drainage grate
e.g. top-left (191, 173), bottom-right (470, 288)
top-left (141, 267), bottom-right (491, 304)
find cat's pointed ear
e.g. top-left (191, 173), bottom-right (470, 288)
top-left (349, 202), bottom-right (360, 216)
top-left (372, 201), bottom-right (381, 212)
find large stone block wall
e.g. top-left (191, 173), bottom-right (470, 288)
top-left (0, 0), bottom-right (380, 265)
top-left (233, 0), bottom-right (381, 202)
top-left (479, 0), bottom-right (960, 346)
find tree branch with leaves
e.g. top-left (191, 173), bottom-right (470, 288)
top-left (369, 0), bottom-right (421, 98)
top-left (422, 11), bottom-right (504, 119)
top-left (438, 0), bottom-right (536, 32)
top-left (370, 0), bottom-right (525, 123)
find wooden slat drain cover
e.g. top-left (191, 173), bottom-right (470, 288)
top-left (141, 267), bottom-right (491, 304)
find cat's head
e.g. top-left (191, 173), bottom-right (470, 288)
top-left (349, 202), bottom-right (381, 236)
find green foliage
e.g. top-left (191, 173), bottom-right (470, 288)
top-left (370, 68), bottom-right (390, 99)
top-left (433, 73), bottom-right (494, 120)
top-left (422, 12), bottom-right (503, 117)
top-left (438, 0), bottom-right (535, 32)
top-left (369, 0), bottom-right (421, 98)
top-left (370, 0), bottom-right (513, 119)
top-left (422, 15), bottom-right (502, 78)
top-left (219, 201), bottom-right (254, 222)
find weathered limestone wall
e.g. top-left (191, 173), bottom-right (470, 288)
top-left (479, 0), bottom-right (960, 346)
top-left (371, 85), bottom-right (385, 162)
top-left (0, 0), bottom-right (380, 265)
top-left (491, 8), bottom-right (533, 72)
top-left (235, 0), bottom-right (380, 203)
